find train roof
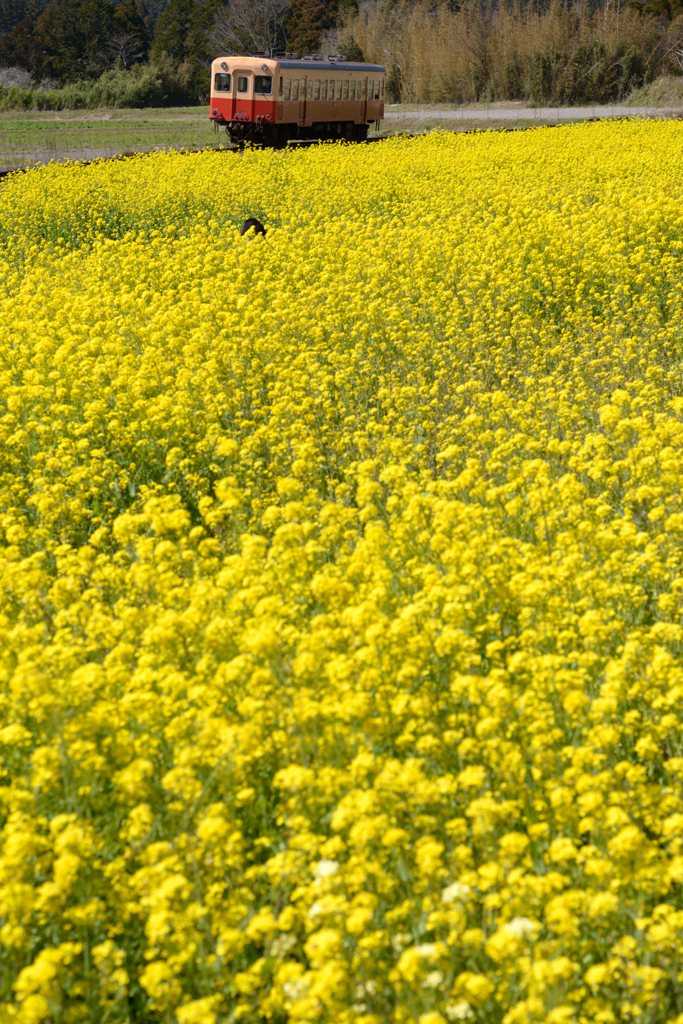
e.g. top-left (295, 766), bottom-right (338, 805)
top-left (212, 55), bottom-right (385, 73)
top-left (272, 60), bottom-right (386, 72)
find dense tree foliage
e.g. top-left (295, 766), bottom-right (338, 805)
top-left (0, 0), bottom-right (150, 82)
top-left (0, 0), bottom-right (681, 104)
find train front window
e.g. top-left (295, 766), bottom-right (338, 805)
top-left (375, 80), bottom-right (380, 99)
top-left (237, 76), bottom-right (248, 93)
top-left (350, 81), bottom-right (356, 99)
top-left (214, 73), bottom-right (231, 92)
top-left (255, 76), bottom-right (272, 94)
top-left (381, 79), bottom-right (385, 96)
top-left (284, 78), bottom-right (291, 100)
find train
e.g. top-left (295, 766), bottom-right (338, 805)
top-left (209, 53), bottom-right (387, 148)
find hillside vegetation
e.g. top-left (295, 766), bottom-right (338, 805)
top-left (626, 74), bottom-right (683, 104)
top-left (0, 0), bottom-right (682, 107)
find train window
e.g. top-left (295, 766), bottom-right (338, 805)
top-left (284, 78), bottom-right (291, 100)
top-left (321, 80), bottom-right (327, 100)
top-left (335, 80), bottom-right (342, 99)
top-left (279, 76), bottom-right (283, 95)
top-left (329, 79), bottom-right (335, 97)
top-left (292, 79), bottom-right (299, 100)
top-left (314, 79), bottom-right (320, 99)
top-left (367, 80), bottom-right (373, 98)
top-left (237, 76), bottom-right (248, 93)
top-left (350, 80), bottom-right (356, 100)
top-left (255, 76), bottom-right (272, 94)
top-left (214, 73), bottom-right (231, 92)
top-left (374, 80), bottom-right (380, 99)
top-left (301, 78), bottom-right (306, 97)
top-left (343, 80), bottom-right (349, 100)
top-left (308, 79), bottom-right (313, 99)
top-left (381, 79), bottom-right (385, 97)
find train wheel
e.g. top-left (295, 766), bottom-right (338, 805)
top-left (275, 126), bottom-right (291, 149)
top-left (228, 123), bottom-right (249, 149)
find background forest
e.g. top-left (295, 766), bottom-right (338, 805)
top-left (0, 0), bottom-right (682, 110)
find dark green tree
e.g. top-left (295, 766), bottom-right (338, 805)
top-left (0, 0), bottom-right (27, 36)
top-left (151, 0), bottom-right (196, 59)
top-left (285, 0), bottom-right (360, 57)
top-left (113, 0), bottom-right (150, 57)
top-left (151, 0), bottom-right (220, 63)
top-left (286, 0), bottom-right (329, 54)
top-left (0, 17), bottom-right (34, 69)
top-left (31, 0), bottom-right (116, 80)
top-left (151, 0), bottom-right (222, 101)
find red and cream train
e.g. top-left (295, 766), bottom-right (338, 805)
top-left (209, 53), bottom-right (386, 148)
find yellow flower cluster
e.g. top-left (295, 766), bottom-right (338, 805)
top-left (1, 120), bottom-right (683, 1024)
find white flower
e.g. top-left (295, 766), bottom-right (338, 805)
top-left (506, 916), bottom-right (537, 938)
top-left (391, 932), bottom-right (413, 952)
top-left (446, 1000), bottom-right (474, 1020)
top-left (313, 858), bottom-right (340, 880)
top-left (270, 933), bottom-right (297, 958)
top-left (283, 978), bottom-right (308, 1001)
top-left (423, 970), bottom-right (444, 988)
top-left (307, 901), bottom-right (324, 918)
top-left (413, 943), bottom-right (437, 958)
top-left (441, 882), bottom-right (472, 905)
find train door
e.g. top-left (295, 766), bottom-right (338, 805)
top-left (360, 77), bottom-right (368, 122)
top-left (234, 69), bottom-right (254, 121)
top-left (299, 75), bottom-right (307, 129)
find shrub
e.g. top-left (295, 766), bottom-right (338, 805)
top-left (0, 56), bottom-right (202, 111)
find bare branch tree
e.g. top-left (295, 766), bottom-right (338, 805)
top-left (104, 32), bottom-right (140, 70)
top-left (0, 66), bottom-right (33, 88)
top-left (209, 0), bottom-right (292, 57)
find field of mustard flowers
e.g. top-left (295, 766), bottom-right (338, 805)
top-left (1, 121), bottom-right (683, 1024)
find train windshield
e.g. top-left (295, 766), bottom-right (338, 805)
top-left (214, 73), bottom-right (231, 92)
top-left (254, 76), bottom-right (272, 94)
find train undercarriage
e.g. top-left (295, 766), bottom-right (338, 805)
top-left (223, 119), bottom-right (369, 148)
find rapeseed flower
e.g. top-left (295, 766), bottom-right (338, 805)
top-left (0, 120), bottom-right (682, 1021)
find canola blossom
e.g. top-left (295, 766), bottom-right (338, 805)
top-left (1, 121), bottom-right (683, 1024)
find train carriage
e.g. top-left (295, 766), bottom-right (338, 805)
top-left (210, 53), bottom-right (386, 148)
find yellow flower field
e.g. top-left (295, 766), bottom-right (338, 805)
top-left (1, 120), bottom-right (683, 1024)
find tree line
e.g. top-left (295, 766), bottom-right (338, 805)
top-left (0, 0), bottom-right (351, 94)
top-left (349, 0), bottom-right (683, 104)
top-left (0, 0), bottom-right (681, 105)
